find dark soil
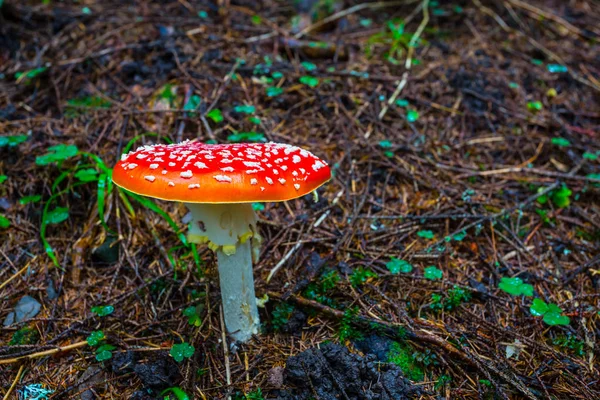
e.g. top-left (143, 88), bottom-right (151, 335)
top-left (275, 342), bottom-right (420, 400)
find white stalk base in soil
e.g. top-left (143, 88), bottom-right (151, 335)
top-left (185, 202), bottom-right (261, 343)
top-left (216, 240), bottom-right (259, 343)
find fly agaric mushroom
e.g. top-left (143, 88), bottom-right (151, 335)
top-left (112, 141), bottom-right (331, 342)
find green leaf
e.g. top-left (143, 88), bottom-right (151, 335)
top-left (75, 168), bottom-right (99, 182)
top-left (551, 137), bottom-right (571, 147)
top-left (527, 101), bottom-right (543, 112)
top-left (349, 267), bottom-right (378, 287)
top-left (183, 95), bottom-right (201, 114)
top-left (543, 312), bottom-right (570, 326)
top-left (87, 330), bottom-right (105, 346)
top-left (161, 387), bottom-right (190, 400)
top-left (583, 152), bottom-right (598, 161)
top-left (266, 86), bottom-right (283, 97)
top-left (251, 15), bottom-right (262, 25)
top-left (0, 134), bottom-right (28, 147)
top-left (395, 99), bottom-right (409, 107)
top-left (379, 140), bottom-right (393, 148)
top-left (19, 195), bottom-right (42, 205)
top-left (301, 61), bottom-right (317, 71)
top-left (271, 71), bottom-right (283, 79)
top-left (452, 231), bottom-right (466, 241)
top-left (15, 67), bottom-right (47, 82)
top-left (406, 109), bottom-right (419, 122)
top-left (36, 144), bottom-right (79, 166)
top-left (252, 203), bottom-right (265, 211)
top-left (170, 342), bottom-right (195, 363)
top-left (91, 305), bottom-right (114, 317)
top-left (424, 266), bottom-right (443, 281)
top-left (206, 109), bottom-right (223, 123)
top-left (0, 175), bottom-right (6, 184)
top-left (498, 277), bottom-right (533, 297)
top-left (95, 344), bottom-right (116, 361)
top-left (386, 257), bottom-right (413, 274)
top-left (417, 230), bottom-right (435, 239)
top-left (227, 132), bottom-right (266, 143)
top-left (299, 76), bottom-right (319, 88)
top-left (233, 105), bottom-right (256, 114)
top-left (183, 306), bottom-right (202, 327)
top-left (530, 298), bottom-right (549, 317)
top-left (249, 116), bottom-right (261, 125)
top-left (550, 185), bottom-right (572, 208)
top-left (547, 64), bottom-right (568, 73)
top-left (44, 207), bottom-right (69, 225)
top-left (0, 215), bottom-right (10, 229)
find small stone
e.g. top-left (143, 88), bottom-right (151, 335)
top-left (3, 295), bottom-right (41, 327)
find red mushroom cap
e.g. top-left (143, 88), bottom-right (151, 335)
top-left (112, 141), bottom-right (331, 203)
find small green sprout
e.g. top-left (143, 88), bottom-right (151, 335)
top-left (552, 334), bottom-right (585, 357)
top-left (227, 132), bottom-right (266, 143)
top-left (75, 168), bottom-right (99, 182)
top-left (206, 109), bottom-right (223, 123)
top-left (551, 137), bottom-right (571, 147)
top-left (233, 105), bottom-right (256, 114)
top-left (430, 286), bottom-right (471, 312)
top-left (583, 152), bottom-right (598, 161)
top-left (338, 307), bottom-right (363, 342)
top-left (271, 71), bottom-right (283, 79)
top-left (10, 326), bottom-right (39, 345)
top-left (20, 195), bottom-right (41, 205)
top-left (299, 76), bottom-right (319, 88)
top-left (251, 15), bottom-right (262, 25)
top-left (547, 64), bottom-right (568, 73)
top-left (95, 344), bottom-right (116, 361)
top-left (44, 207), bottom-right (70, 225)
top-left (526, 101), bottom-right (543, 112)
top-left (15, 67), bottom-right (47, 83)
top-left (395, 99), bottom-right (409, 107)
top-left (35, 144), bottom-right (79, 166)
top-left (0, 175), bottom-right (6, 184)
top-left (91, 305), bottom-right (114, 317)
top-left (0, 215), bottom-right (9, 228)
top-left (386, 341), bottom-right (424, 381)
top-left (537, 184), bottom-right (572, 208)
top-left (386, 257), bottom-right (413, 274)
top-left (417, 230), bottom-right (434, 240)
top-left (530, 298), bottom-right (570, 326)
top-left (498, 277), bottom-right (533, 297)
top-left (300, 61), bottom-right (317, 71)
top-left (271, 302), bottom-right (294, 332)
top-left (86, 330), bottom-right (105, 346)
top-left (170, 342), bottom-right (195, 362)
top-left (183, 95), bottom-right (201, 115)
top-left (424, 266), bottom-right (443, 281)
top-left (266, 86), bottom-right (283, 97)
top-left (161, 387), bottom-right (190, 400)
top-left (183, 305), bottom-right (202, 327)
top-left (350, 266), bottom-right (378, 286)
top-left (0, 134), bottom-right (28, 147)
top-left (406, 109), bottom-right (419, 123)
top-left (249, 116), bottom-right (261, 125)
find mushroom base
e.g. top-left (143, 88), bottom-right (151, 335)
top-left (185, 202), bottom-right (261, 343)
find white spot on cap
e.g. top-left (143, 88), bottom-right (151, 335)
top-left (221, 159), bottom-right (233, 164)
top-left (188, 183), bottom-right (200, 189)
top-left (281, 165), bottom-right (288, 171)
top-left (221, 167), bottom-right (234, 172)
top-left (121, 154), bottom-right (129, 161)
top-left (154, 157), bottom-right (164, 162)
top-left (168, 182), bottom-right (175, 186)
top-left (273, 169), bottom-right (279, 175)
top-left (299, 168), bottom-right (306, 174)
top-left (292, 171), bottom-right (298, 176)
top-left (194, 161), bottom-right (208, 169)
top-left (278, 178), bottom-right (286, 184)
top-left (246, 169), bottom-right (259, 174)
top-left (293, 155), bottom-right (301, 164)
top-left (260, 187), bottom-right (265, 191)
top-left (144, 175), bottom-right (156, 182)
top-left (162, 170), bottom-right (167, 175)
top-left (266, 177), bottom-right (273, 185)
top-left (250, 178), bottom-right (258, 185)
top-left (136, 154), bottom-right (148, 160)
top-left (243, 161), bottom-right (261, 168)
top-left (214, 175), bottom-right (232, 182)
top-left (149, 164), bottom-right (159, 170)
top-left (128, 163), bottom-right (138, 170)
top-left (294, 183), bottom-right (300, 190)
top-left (169, 162), bottom-right (176, 167)
top-left (180, 170), bottom-right (193, 178)
top-left (312, 161), bottom-right (325, 171)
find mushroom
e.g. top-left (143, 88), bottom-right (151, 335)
top-left (112, 141), bottom-right (331, 342)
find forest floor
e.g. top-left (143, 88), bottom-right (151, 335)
top-left (1, 0), bottom-right (599, 399)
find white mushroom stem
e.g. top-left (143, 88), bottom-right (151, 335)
top-left (185, 203), bottom-right (261, 343)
